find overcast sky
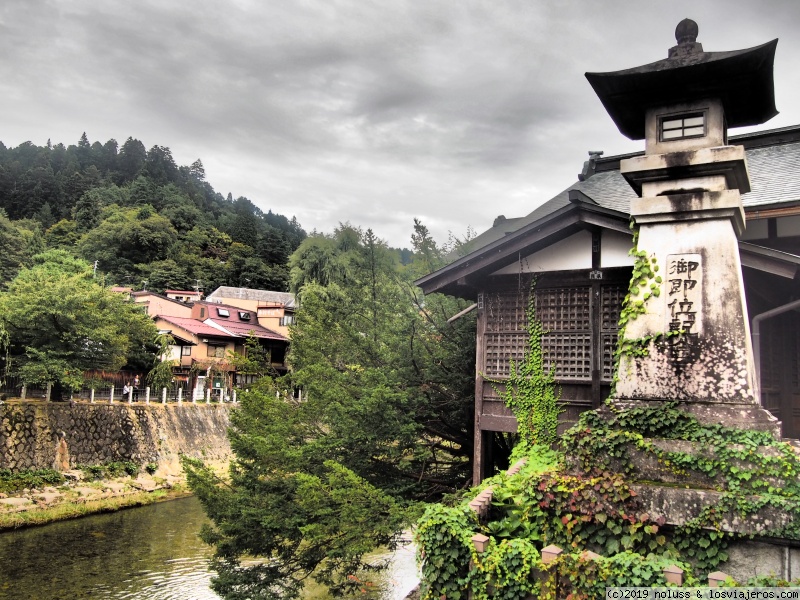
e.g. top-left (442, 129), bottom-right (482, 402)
top-left (3, 1), bottom-right (800, 248)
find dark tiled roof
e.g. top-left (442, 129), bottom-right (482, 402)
top-left (462, 126), bottom-right (800, 256)
top-left (742, 142), bottom-right (800, 207)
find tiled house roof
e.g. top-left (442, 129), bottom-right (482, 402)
top-left (199, 302), bottom-right (289, 341)
top-left (206, 286), bottom-right (296, 309)
top-left (743, 141), bottom-right (800, 208)
top-left (157, 315), bottom-right (227, 337)
top-left (213, 321), bottom-right (287, 341)
top-left (461, 125), bottom-right (800, 256)
top-left (158, 312), bottom-right (288, 343)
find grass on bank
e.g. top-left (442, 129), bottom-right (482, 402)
top-left (0, 488), bottom-right (177, 530)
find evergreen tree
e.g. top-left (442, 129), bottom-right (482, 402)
top-left (189, 158), bottom-right (205, 181)
top-left (76, 132), bottom-right (91, 169)
top-left (0, 211), bottom-right (43, 288)
top-left (117, 137), bottom-right (147, 183)
top-left (144, 145), bottom-right (178, 185)
top-left (187, 222), bottom-right (476, 598)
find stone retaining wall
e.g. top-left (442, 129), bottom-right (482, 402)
top-left (0, 402), bottom-right (232, 473)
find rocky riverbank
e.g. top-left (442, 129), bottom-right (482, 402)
top-left (0, 469), bottom-right (192, 530)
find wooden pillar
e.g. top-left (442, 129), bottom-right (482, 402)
top-left (541, 545), bottom-right (563, 564)
top-left (591, 229), bottom-right (603, 408)
top-left (473, 291), bottom-right (486, 485)
top-left (471, 534), bottom-right (490, 553)
top-left (45, 382), bottom-right (52, 402)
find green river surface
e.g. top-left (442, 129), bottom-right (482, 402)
top-left (0, 496), bottom-right (419, 600)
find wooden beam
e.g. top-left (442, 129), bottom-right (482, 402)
top-left (419, 207), bottom-right (630, 296)
top-left (740, 253), bottom-right (798, 279)
top-left (479, 414), bottom-right (518, 433)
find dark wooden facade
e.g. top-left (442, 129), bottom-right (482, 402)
top-left (473, 268), bottom-right (631, 482)
top-left (417, 129), bottom-right (800, 484)
top-left (743, 264), bottom-right (800, 440)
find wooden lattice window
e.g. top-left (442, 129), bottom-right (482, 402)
top-left (482, 281), bottom-right (625, 383)
top-left (484, 288), bottom-right (530, 333)
top-left (484, 332), bottom-right (527, 378)
top-left (601, 284), bottom-right (626, 381)
top-left (537, 287), bottom-right (592, 380)
top-left (483, 286), bottom-right (530, 378)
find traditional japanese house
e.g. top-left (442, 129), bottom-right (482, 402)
top-left (416, 21), bottom-right (800, 482)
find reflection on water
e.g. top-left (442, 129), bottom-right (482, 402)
top-left (0, 496), bottom-right (418, 600)
top-left (0, 497), bottom-right (217, 600)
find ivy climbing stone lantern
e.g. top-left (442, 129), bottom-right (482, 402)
top-left (586, 20), bottom-right (781, 428)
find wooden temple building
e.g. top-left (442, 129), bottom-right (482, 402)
top-left (416, 20), bottom-right (800, 482)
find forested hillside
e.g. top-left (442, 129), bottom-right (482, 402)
top-left (0, 133), bottom-right (306, 292)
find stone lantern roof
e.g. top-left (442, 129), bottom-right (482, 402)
top-left (585, 19), bottom-right (778, 140)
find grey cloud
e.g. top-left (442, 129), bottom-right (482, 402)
top-left (3, 0), bottom-right (800, 247)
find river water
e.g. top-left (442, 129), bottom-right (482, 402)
top-left (0, 496), bottom-right (419, 600)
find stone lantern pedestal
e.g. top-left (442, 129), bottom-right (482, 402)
top-left (586, 19), bottom-right (782, 434)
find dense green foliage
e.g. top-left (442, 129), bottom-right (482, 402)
top-left (183, 378), bottom-right (404, 600)
top-left (0, 135), bottom-right (306, 292)
top-left (79, 460), bottom-right (141, 480)
top-left (288, 222), bottom-right (476, 497)
top-left (487, 281), bottom-right (561, 450)
top-left (416, 402), bottom-right (800, 598)
top-left (0, 250), bottom-right (157, 399)
top-left (185, 221), bottom-right (477, 597)
top-left (566, 402), bottom-right (800, 563)
top-left (416, 444), bottom-right (692, 599)
top-left (0, 468), bottom-right (65, 493)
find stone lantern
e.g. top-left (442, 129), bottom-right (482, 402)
top-left (586, 20), bottom-right (781, 427)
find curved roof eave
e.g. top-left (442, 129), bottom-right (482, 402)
top-left (415, 201), bottom-right (630, 297)
top-left (586, 39), bottom-right (778, 139)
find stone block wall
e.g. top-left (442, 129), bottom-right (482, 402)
top-left (0, 402), bottom-right (232, 473)
top-left (726, 541), bottom-right (800, 582)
